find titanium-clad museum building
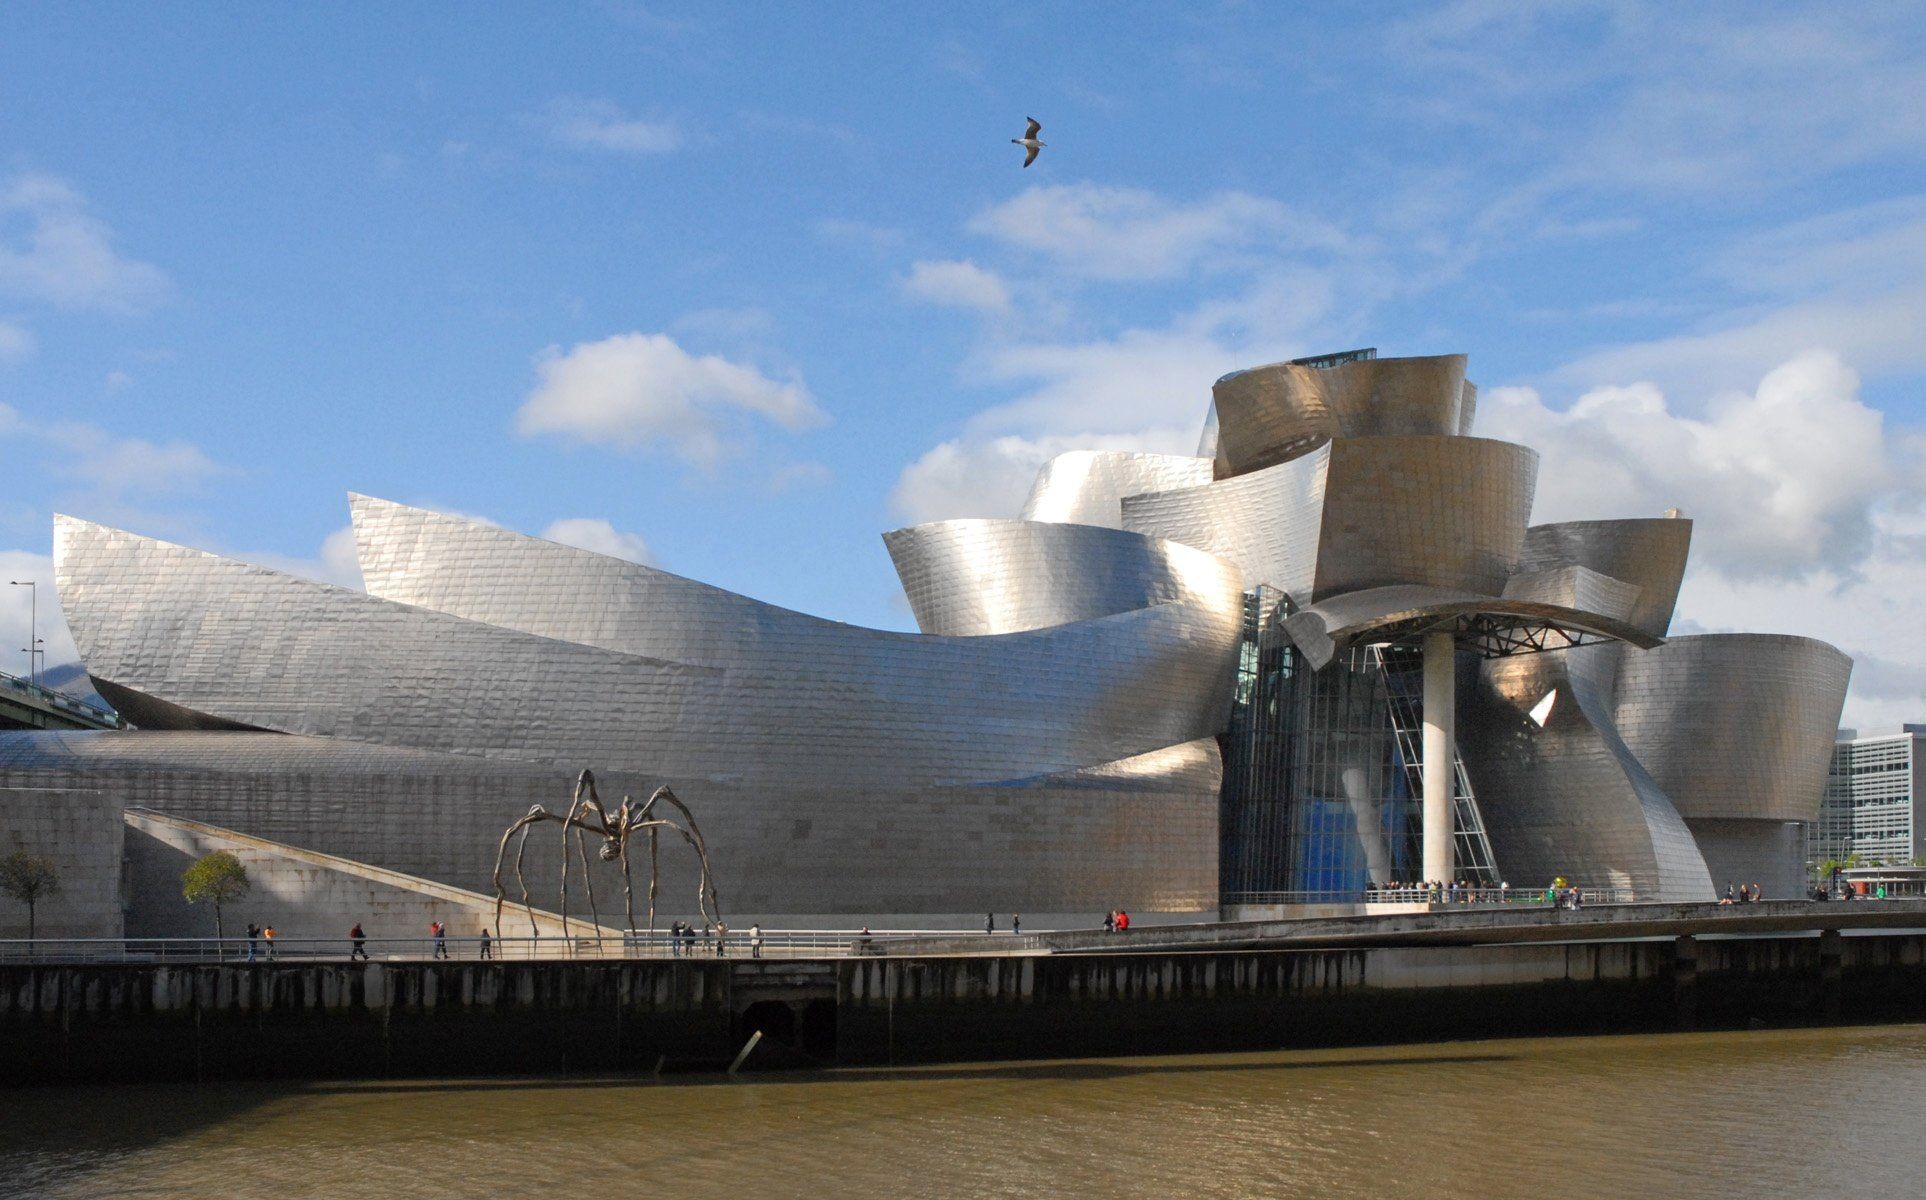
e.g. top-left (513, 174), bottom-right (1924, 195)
top-left (0, 350), bottom-right (1853, 932)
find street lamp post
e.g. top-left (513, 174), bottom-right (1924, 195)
top-left (8, 579), bottom-right (40, 686)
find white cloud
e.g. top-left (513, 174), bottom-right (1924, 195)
top-left (534, 98), bottom-right (680, 155)
top-left (0, 321), bottom-right (32, 363)
top-left (1551, 198), bottom-right (1926, 395)
top-left (0, 173), bottom-right (170, 313)
top-left (515, 332), bottom-right (826, 467)
top-left (0, 404), bottom-right (221, 497)
top-left (540, 517), bottom-right (653, 565)
top-left (901, 259), bottom-right (1011, 312)
top-left (43, 425), bottom-right (221, 496)
top-left (1387, 6), bottom-right (1926, 200)
top-left (968, 183), bottom-right (1351, 281)
top-left (891, 428), bottom-right (1197, 525)
top-left (1482, 351), bottom-right (1894, 579)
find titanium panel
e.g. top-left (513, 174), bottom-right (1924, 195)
top-left (1210, 354), bottom-right (1471, 479)
top-left (1121, 436), bottom-right (1538, 604)
top-left (56, 515), bottom-right (1238, 789)
top-left (883, 519), bottom-right (1243, 636)
top-left (1017, 451), bottom-right (1215, 528)
top-left (1614, 633), bottom-right (1852, 822)
top-left (1461, 644), bottom-right (1715, 900)
top-left (1518, 518), bottom-right (1693, 639)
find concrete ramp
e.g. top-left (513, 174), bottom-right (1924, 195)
top-left (124, 808), bottom-right (620, 945)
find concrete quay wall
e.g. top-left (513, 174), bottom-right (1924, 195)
top-left (836, 932), bottom-right (1926, 1065)
top-left (0, 959), bottom-right (743, 1083)
top-left (3, 933), bottom-right (1923, 1082)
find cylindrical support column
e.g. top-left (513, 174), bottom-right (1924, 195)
top-left (1422, 630), bottom-right (1456, 885)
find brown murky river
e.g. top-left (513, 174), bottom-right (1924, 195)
top-left (2, 1024), bottom-right (1923, 1198)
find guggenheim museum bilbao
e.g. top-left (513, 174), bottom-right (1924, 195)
top-left (0, 349), bottom-right (1853, 929)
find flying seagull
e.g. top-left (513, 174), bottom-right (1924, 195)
top-left (1012, 117), bottom-right (1045, 168)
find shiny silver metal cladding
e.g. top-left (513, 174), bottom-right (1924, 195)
top-left (1464, 643), bottom-right (1715, 901)
top-left (1018, 450), bottom-right (1214, 528)
top-left (1210, 353), bottom-right (1476, 479)
top-left (1518, 518), bottom-right (1693, 639)
top-left (882, 518), bottom-right (1243, 637)
top-left (1614, 633), bottom-right (1851, 823)
top-left (57, 514), bottom-right (1238, 791)
top-left (1121, 436), bottom-right (1539, 603)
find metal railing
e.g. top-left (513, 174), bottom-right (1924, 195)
top-left (0, 928), bottom-right (1001, 964)
top-left (0, 668), bottom-right (125, 727)
top-left (1224, 886), bottom-right (1636, 907)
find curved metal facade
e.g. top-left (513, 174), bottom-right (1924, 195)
top-left (1614, 634), bottom-right (1852, 822)
top-left (1, 345), bottom-right (1858, 918)
top-left (1464, 644), bottom-right (1716, 900)
top-left (1122, 436), bottom-right (1538, 603)
top-left (883, 519), bottom-right (1243, 637)
top-left (58, 515), bottom-right (1237, 791)
top-left (1211, 354), bottom-right (1476, 479)
top-left (1017, 450), bottom-right (1214, 528)
top-left (1518, 518), bottom-right (1693, 639)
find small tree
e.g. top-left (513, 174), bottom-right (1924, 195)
top-left (0, 851), bottom-right (60, 939)
top-left (182, 851), bottom-right (250, 947)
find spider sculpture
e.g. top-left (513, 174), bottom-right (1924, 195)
top-left (491, 769), bottom-right (721, 943)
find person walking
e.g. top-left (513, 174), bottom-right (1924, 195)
top-left (985, 912), bottom-right (995, 935)
top-left (350, 922), bottom-right (368, 961)
top-left (245, 922), bottom-right (260, 963)
top-left (479, 926), bottom-right (492, 960)
top-left (263, 924), bottom-right (277, 959)
top-left (750, 923), bottom-right (763, 959)
top-left (1012, 914), bottom-right (1021, 936)
top-left (432, 920), bottom-right (448, 959)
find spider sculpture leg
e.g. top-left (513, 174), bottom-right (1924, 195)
top-left (575, 825), bottom-right (601, 951)
top-left (512, 820), bottom-right (543, 940)
top-left (648, 824), bottom-right (660, 934)
top-left (641, 788), bottom-right (722, 922)
top-left (620, 839), bottom-right (635, 943)
top-left (491, 807), bottom-right (550, 942)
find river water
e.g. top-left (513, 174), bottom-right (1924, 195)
top-left (3, 1023), bottom-right (1923, 1199)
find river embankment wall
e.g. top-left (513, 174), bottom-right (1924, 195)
top-left (2, 932), bottom-right (1922, 1083)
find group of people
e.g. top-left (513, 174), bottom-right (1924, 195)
top-left (1372, 880), bottom-right (1511, 904)
top-left (666, 920), bottom-right (764, 957)
top-left (1101, 910), bottom-right (1131, 932)
top-left (1545, 885), bottom-right (1584, 910)
top-left (243, 923), bottom-right (278, 960)
top-left (984, 913), bottom-right (1021, 935)
top-left (1720, 882), bottom-right (1766, 905)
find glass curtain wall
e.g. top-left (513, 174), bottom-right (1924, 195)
top-left (1219, 589), bottom-right (1417, 903)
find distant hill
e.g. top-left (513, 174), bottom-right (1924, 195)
top-left (35, 662), bottom-right (114, 713)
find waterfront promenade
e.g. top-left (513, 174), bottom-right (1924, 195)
top-left (3, 901), bottom-right (1923, 1083)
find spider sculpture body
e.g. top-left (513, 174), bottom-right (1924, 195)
top-left (491, 769), bottom-right (720, 943)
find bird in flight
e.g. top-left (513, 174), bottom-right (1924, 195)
top-left (1012, 117), bottom-right (1045, 168)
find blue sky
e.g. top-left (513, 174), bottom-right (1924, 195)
top-left (3, 2), bottom-right (1924, 727)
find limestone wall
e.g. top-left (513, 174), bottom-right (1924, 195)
top-left (0, 785), bottom-right (123, 938)
top-left (123, 809), bottom-right (614, 946)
